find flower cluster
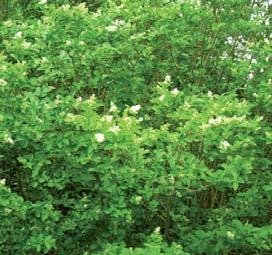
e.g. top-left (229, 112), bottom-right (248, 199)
top-left (106, 19), bottom-right (126, 32)
top-left (3, 134), bottom-right (14, 144)
top-left (64, 113), bottom-right (77, 122)
top-left (86, 94), bottom-right (96, 105)
top-left (109, 102), bottom-right (118, 113)
top-left (101, 115), bottom-right (113, 122)
top-left (219, 140), bottom-right (231, 149)
top-left (39, 0), bottom-right (47, 4)
top-left (171, 88), bottom-right (179, 96)
top-left (130, 105), bottom-right (141, 114)
top-left (226, 231), bottom-right (235, 239)
top-left (0, 79), bottom-right (7, 86)
top-left (0, 178), bottom-right (6, 186)
top-left (164, 75), bottom-right (171, 83)
top-left (201, 115), bottom-right (246, 129)
top-left (60, 4), bottom-right (70, 10)
top-left (95, 133), bottom-right (105, 143)
top-left (108, 125), bottom-right (120, 134)
top-left (4, 20), bottom-right (12, 27)
top-left (76, 3), bottom-right (88, 13)
top-left (14, 31), bottom-right (23, 39)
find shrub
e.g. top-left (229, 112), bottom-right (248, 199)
top-left (0, 0), bottom-right (271, 254)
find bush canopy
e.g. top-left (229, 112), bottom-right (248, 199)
top-left (0, 0), bottom-right (271, 254)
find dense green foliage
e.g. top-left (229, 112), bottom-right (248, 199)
top-left (0, 0), bottom-right (271, 254)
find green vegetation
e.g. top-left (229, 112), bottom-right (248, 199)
top-left (0, 0), bottom-right (271, 254)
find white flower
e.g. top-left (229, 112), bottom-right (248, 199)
top-left (253, 93), bottom-right (258, 98)
top-left (135, 196), bottom-right (142, 203)
top-left (86, 94), bottom-right (96, 105)
top-left (109, 125), bottom-right (120, 134)
top-left (14, 31), bottom-right (22, 39)
top-left (77, 2), bottom-right (88, 12)
top-left (55, 95), bottom-right (62, 104)
top-left (48, 85), bottom-right (55, 90)
top-left (194, 0), bottom-right (201, 6)
top-left (206, 115), bottom-right (246, 128)
top-left (130, 35), bottom-right (136, 40)
top-left (93, 9), bottom-right (102, 18)
top-left (106, 25), bottom-right (118, 32)
top-left (66, 40), bottom-right (72, 46)
top-left (236, 42), bottom-right (244, 51)
top-left (106, 19), bottom-right (125, 32)
top-left (43, 16), bottom-right (50, 23)
top-left (227, 231), bottom-right (235, 239)
top-left (3, 134), bottom-right (14, 144)
top-left (184, 101), bottom-right (191, 109)
top-left (76, 96), bottom-right (82, 102)
top-left (109, 102), bottom-right (117, 112)
top-left (0, 79), bottom-right (7, 86)
top-left (0, 66), bottom-right (7, 72)
top-left (39, 0), bottom-right (47, 4)
top-left (226, 36), bottom-right (234, 45)
top-left (0, 178), bottom-right (6, 186)
top-left (116, 4), bottom-right (124, 9)
top-left (23, 41), bottom-right (31, 49)
top-left (44, 103), bottom-right (52, 110)
top-left (130, 32), bottom-right (146, 40)
top-left (124, 116), bottom-right (132, 125)
top-left (164, 75), bottom-right (171, 83)
top-left (251, 58), bottom-right (257, 64)
top-left (244, 53), bottom-right (252, 61)
top-left (264, 38), bottom-right (269, 44)
top-left (113, 19), bottom-right (125, 26)
top-left (154, 227), bottom-right (161, 234)
top-left (118, 20), bottom-right (125, 26)
top-left (248, 72), bottom-right (254, 80)
top-left (65, 113), bottom-right (76, 122)
top-left (208, 116), bottom-right (223, 125)
top-left (18, 60), bottom-right (26, 66)
top-left (61, 4), bottom-right (70, 10)
top-left (95, 133), bottom-right (105, 143)
top-left (200, 123), bottom-right (210, 129)
top-left (20, 23), bottom-right (27, 29)
top-left (159, 95), bottom-right (165, 101)
top-left (41, 57), bottom-right (48, 63)
top-left (102, 115), bottom-right (113, 122)
top-left (207, 91), bottom-right (213, 98)
top-left (168, 175), bottom-right (175, 184)
top-left (130, 104), bottom-right (141, 114)
top-left (4, 208), bottom-right (12, 214)
top-left (220, 51), bottom-right (228, 60)
top-left (220, 140), bottom-right (231, 149)
top-left (137, 117), bottom-right (143, 123)
top-left (4, 20), bottom-right (12, 27)
top-left (60, 50), bottom-right (66, 57)
top-left (78, 41), bottom-right (85, 46)
top-left (171, 88), bottom-right (179, 96)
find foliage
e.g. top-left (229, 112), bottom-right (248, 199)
top-left (0, 0), bottom-right (271, 254)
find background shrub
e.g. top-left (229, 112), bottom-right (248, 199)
top-left (0, 0), bottom-right (271, 254)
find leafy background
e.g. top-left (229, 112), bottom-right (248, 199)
top-left (0, 0), bottom-right (271, 254)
